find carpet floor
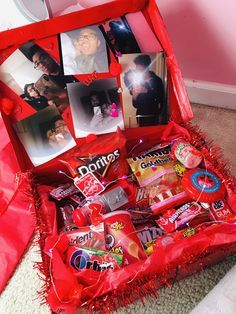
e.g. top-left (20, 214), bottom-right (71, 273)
top-left (0, 103), bottom-right (236, 314)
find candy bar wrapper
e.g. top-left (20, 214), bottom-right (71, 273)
top-left (135, 186), bottom-right (150, 208)
top-left (50, 183), bottom-right (80, 201)
top-left (63, 223), bottom-right (106, 250)
top-left (126, 186), bottom-right (152, 225)
top-left (135, 223), bottom-right (165, 254)
top-left (57, 203), bottom-right (78, 233)
top-left (157, 202), bottom-right (207, 233)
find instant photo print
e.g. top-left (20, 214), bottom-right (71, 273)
top-left (60, 25), bottom-right (110, 75)
top-left (67, 78), bottom-right (124, 138)
top-left (12, 105), bottom-right (76, 166)
top-left (119, 52), bottom-right (169, 128)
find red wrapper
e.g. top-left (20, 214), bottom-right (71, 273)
top-left (135, 223), bottom-right (164, 253)
top-left (50, 183), bottom-right (79, 201)
top-left (202, 199), bottom-right (234, 221)
top-left (63, 223), bottom-right (106, 250)
top-left (157, 202), bottom-right (207, 233)
top-left (103, 210), bottom-right (147, 265)
top-left (59, 129), bottom-right (129, 181)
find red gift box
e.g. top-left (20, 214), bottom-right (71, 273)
top-left (0, 0), bottom-right (236, 313)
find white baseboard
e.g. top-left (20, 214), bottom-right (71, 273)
top-left (184, 79), bottom-right (236, 110)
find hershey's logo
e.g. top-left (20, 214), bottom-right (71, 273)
top-left (76, 149), bottom-right (120, 176)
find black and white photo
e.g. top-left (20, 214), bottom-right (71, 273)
top-left (67, 78), bottom-right (124, 138)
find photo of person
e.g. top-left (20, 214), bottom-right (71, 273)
top-left (120, 52), bottom-right (169, 128)
top-left (12, 105), bottom-right (76, 166)
top-left (23, 83), bottom-right (49, 111)
top-left (67, 78), bottom-right (124, 138)
top-left (46, 118), bottom-right (71, 149)
top-left (26, 44), bottom-right (61, 76)
top-left (102, 16), bottom-right (141, 55)
top-left (0, 43), bottom-right (72, 115)
top-left (19, 41), bottom-right (74, 85)
top-left (60, 25), bottom-right (109, 75)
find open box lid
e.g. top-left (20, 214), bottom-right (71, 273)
top-left (0, 0), bottom-right (194, 187)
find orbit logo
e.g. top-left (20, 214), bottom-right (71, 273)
top-left (70, 249), bottom-right (114, 272)
top-left (70, 249), bottom-right (90, 271)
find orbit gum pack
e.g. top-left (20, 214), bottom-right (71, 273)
top-left (67, 246), bottom-right (123, 275)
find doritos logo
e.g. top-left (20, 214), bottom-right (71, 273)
top-left (76, 149), bottom-right (120, 177)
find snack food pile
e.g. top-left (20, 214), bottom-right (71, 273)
top-left (40, 127), bottom-right (234, 311)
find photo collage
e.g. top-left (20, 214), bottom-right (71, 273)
top-left (0, 15), bottom-right (169, 167)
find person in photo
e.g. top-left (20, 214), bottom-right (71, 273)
top-left (12, 106), bottom-right (76, 166)
top-left (46, 118), bottom-right (71, 150)
top-left (62, 26), bottom-right (109, 74)
top-left (24, 43), bottom-right (76, 88)
top-left (124, 54), bottom-right (164, 127)
top-left (29, 45), bottom-right (61, 76)
top-left (23, 83), bottom-right (49, 111)
top-left (86, 91), bottom-right (115, 129)
top-left (32, 75), bottom-right (70, 114)
top-left (107, 19), bottom-right (140, 54)
top-left (54, 118), bottom-right (70, 140)
top-left (67, 78), bottom-right (124, 138)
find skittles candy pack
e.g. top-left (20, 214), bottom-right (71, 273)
top-left (0, 1), bottom-right (236, 313)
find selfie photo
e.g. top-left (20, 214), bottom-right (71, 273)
top-left (0, 42), bottom-right (71, 114)
top-left (60, 25), bottom-right (109, 75)
top-left (120, 52), bottom-right (169, 128)
top-left (12, 105), bottom-right (76, 166)
top-left (67, 78), bottom-right (124, 138)
top-left (102, 16), bottom-right (141, 55)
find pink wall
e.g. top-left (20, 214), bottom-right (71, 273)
top-left (157, 0), bottom-right (236, 85)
